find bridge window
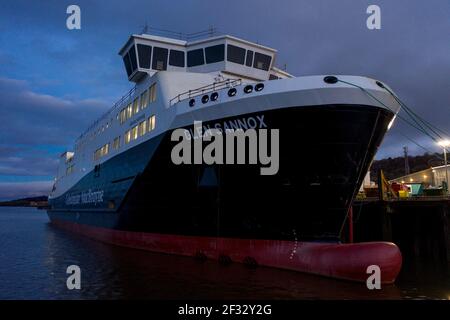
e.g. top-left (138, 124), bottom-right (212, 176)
top-left (253, 52), bottom-right (271, 71)
top-left (122, 53), bottom-right (132, 77)
top-left (227, 45), bottom-right (245, 65)
top-left (269, 74), bottom-right (279, 80)
top-left (137, 44), bottom-right (152, 69)
top-left (169, 49), bottom-right (185, 67)
top-left (152, 47), bottom-right (168, 71)
top-left (187, 48), bottom-right (204, 67)
top-left (245, 50), bottom-right (254, 67)
top-left (129, 46), bottom-right (138, 71)
top-left (205, 44), bottom-right (224, 64)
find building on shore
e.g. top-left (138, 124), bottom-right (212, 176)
top-left (390, 165), bottom-right (450, 188)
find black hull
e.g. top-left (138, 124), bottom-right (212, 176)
top-left (48, 104), bottom-right (394, 241)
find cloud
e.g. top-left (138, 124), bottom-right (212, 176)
top-left (0, 77), bottom-right (110, 199)
top-left (0, 181), bottom-right (53, 201)
top-left (0, 77), bottom-right (109, 146)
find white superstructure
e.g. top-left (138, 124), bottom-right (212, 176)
top-left (50, 32), bottom-right (400, 199)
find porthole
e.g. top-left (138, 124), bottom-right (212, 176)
top-left (189, 99), bottom-right (195, 107)
top-left (244, 85), bottom-right (253, 94)
top-left (228, 88), bottom-right (237, 97)
top-left (211, 92), bottom-right (219, 101)
top-left (201, 95), bottom-right (209, 104)
top-left (323, 76), bottom-right (338, 84)
top-left (375, 80), bottom-right (385, 89)
top-left (255, 83), bottom-right (264, 91)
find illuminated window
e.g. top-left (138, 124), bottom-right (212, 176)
top-left (94, 143), bottom-right (110, 160)
top-left (113, 136), bottom-right (120, 150)
top-left (138, 121), bottom-right (146, 136)
top-left (127, 103), bottom-right (132, 119)
top-left (148, 115), bottom-right (156, 132)
top-left (140, 90), bottom-right (148, 110)
top-left (124, 130), bottom-right (131, 144)
top-left (131, 125), bottom-right (138, 140)
top-left (120, 109), bottom-right (127, 124)
top-left (133, 98), bottom-right (139, 115)
top-left (149, 83), bottom-right (157, 103)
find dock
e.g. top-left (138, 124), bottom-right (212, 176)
top-left (350, 197), bottom-right (450, 274)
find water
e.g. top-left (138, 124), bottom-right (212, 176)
top-left (0, 207), bottom-right (449, 300)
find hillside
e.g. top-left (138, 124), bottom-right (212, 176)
top-left (0, 196), bottom-right (48, 207)
top-left (370, 152), bottom-right (445, 181)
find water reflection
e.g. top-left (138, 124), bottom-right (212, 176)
top-left (0, 208), bottom-right (449, 300)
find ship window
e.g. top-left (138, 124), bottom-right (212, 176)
top-left (131, 125), bottom-right (138, 140)
top-left (227, 45), bottom-right (245, 65)
top-left (245, 50), bottom-right (254, 67)
top-left (124, 130), bottom-right (131, 144)
top-left (137, 44), bottom-right (152, 69)
top-left (269, 74), bottom-right (279, 80)
top-left (94, 143), bottom-right (110, 160)
top-left (152, 47), bottom-right (168, 71)
top-left (140, 89), bottom-right (149, 110)
top-left (187, 48), bottom-right (204, 67)
top-left (148, 115), bottom-right (156, 132)
top-left (128, 46), bottom-right (138, 71)
top-left (113, 136), bottom-right (120, 150)
top-left (149, 83), bottom-right (157, 103)
top-left (120, 109), bottom-right (127, 124)
top-left (205, 44), bottom-right (224, 64)
top-left (132, 98), bottom-right (139, 115)
top-left (253, 52), bottom-right (271, 71)
top-left (169, 49), bottom-right (185, 67)
top-left (138, 121), bottom-right (147, 136)
top-left (123, 53), bottom-right (133, 77)
top-left (126, 103), bottom-right (132, 119)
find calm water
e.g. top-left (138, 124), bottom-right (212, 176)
top-left (0, 207), bottom-right (449, 300)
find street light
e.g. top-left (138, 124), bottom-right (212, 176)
top-left (437, 140), bottom-right (450, 194)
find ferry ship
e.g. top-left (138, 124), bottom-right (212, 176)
top-left (47, 31), bottom-right (402, 283)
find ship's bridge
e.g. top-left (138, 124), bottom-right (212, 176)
top-left (119, 33), bottom-right (290, 83)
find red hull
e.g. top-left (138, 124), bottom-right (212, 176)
top-left (51, 219), bottom-right (402, 284)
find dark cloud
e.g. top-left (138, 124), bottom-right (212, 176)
top-left (0, 77), bottom-right (109, 146)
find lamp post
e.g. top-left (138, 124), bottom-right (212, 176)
top-left (438, 140), bottom-right (450, 194)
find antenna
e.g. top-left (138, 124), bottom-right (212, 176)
top-left (140, 22), bottom-right (149, 34)
top-left (403, 146), bottom-right (410, 175)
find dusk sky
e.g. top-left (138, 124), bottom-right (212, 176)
top-left (0, 0), bottom-right (449, 200)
